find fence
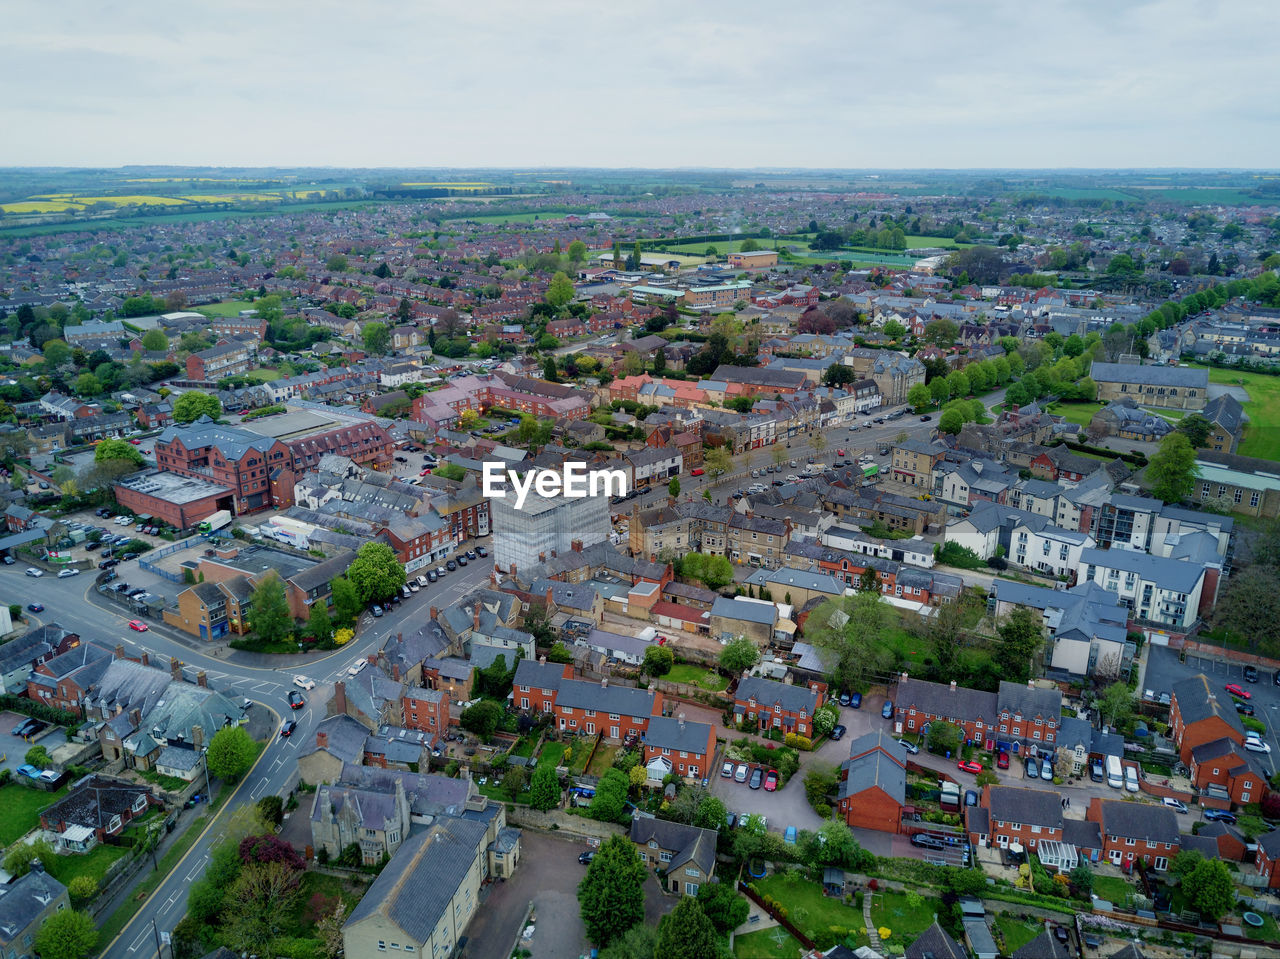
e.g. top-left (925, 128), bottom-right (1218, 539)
top-left (138, 535), bottom-right (204, 583)
top-left (737, 880), bottom-right (817, 950)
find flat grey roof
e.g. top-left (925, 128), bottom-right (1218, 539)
top-left (116, 469), bottom-right (232, 505)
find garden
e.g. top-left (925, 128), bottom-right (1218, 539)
top-left (665, 662), bottom-right (730, 692)
top-left (868, 889), bottom-right (937, 950)
top-left (0, 780), bottom-right (68, 844)
top-left (732, 927), bottom-right (804, 958)
top-left (751, 872), bottom-right (868, 951)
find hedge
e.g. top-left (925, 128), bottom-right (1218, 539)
top-left (0, 694), bottom-right (79, 728)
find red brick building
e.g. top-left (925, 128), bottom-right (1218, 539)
top-left (1169, 673), bottom-right (1247, 764)
top-left (512, 660), bottom-right (664, 741)
top-left (733, 676), bottom-right (825, 738)
top-left (1087, 798), bottom-right (1180, 871)
top-left (40, 775), bottom-right (159, 844)
top-left (836, 730), bottom-right (906, 834)
top-left (891, 675), bottom-right (1061, 753)
top-left (1255, 832), bottom-right (1280, 888)
top-left (641, 715), bottom-right (716, 781)
top-left (185, 341), bottom-right (253, 381)
top-left (966, 786), bottom-right (1063, 853)
top-left (401, 686), bottom-right (451, 737)
top-left (1189, 738), bottom-right (1266, 806)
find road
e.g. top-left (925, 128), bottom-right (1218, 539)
top-left (0, 555), bottom-right (494, 959)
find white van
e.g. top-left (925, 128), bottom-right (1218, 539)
top-left (1124, 765), bottom-right (1140, 793)
top-left (1105, 754), bottom-right (1124, 789)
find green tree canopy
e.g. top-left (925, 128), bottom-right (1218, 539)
top-left (907, 382), bottom-right (933, 411)
top-left (642, 645), bottom-right (674, 676)
top-left (578, 834), bottom-right (647, 946)
top-left (927, 720), bottom-right (963, 756)
top-left (33, 909), bottom-right (98, 959)
top-left (94, 438), bottom-right (145, 467)
top-left (995, 607), bottom-right (1045, 683)
top-left (547, 271), bottom-right (576, 310)
top-left (528, 763), bottom-right (561, 811)
top-left (1147, 432), bottom-right (1199, 503)
top-left (459, 700), bottom-right (504, 741)
top-left (807, 592), bottom-right (894, 692)
top-left (362, 321), bottom-right (391, 355)
top-left (938, 408), bottom-right (964, 434)
top-left (567, 240), bottom-right (588, 264)
top-left (172, 390), bottom-right (222, 424)
top-left (24, 745), bottom-right (52, 767)
top-left (207, 725), bottom-right (257, 781)
top-left (654, 897), bottom-right (720, 959)
top-left (329, 575), bottom-right (362, 627)
top-left (43, 339), bottom-right (72, 366)
top-left (1181, 858), bottom-right (1235, 920)
top-left (346, 542), bottom-right (406, 604)
top-left (141, 329), bottom-right (169, 351)
top-left (719, 636), bottom-right (759, 674)
top-left (248, 573), bottom-right (293, 644)
top-left (1176, 413), bottom-right (1213, 449)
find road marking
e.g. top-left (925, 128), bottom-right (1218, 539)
top-left (250, 776), bottom-right (269, 799)
top-left (128, 930), bottom-right (149, 953)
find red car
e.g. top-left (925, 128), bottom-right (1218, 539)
top-left (996, 751), bottom-right (1010, 769)
top-left (128, 439), bottom-right (142, 445)
top-left (128, 620), bottom-right (148, 631)
top-left (836, 448), bottom-right (846, 456)
top-left (763, 769), bottom-right (779, 792)
top-left (1226, 683), bottom-right (1252, 700)
top-left (957, 760), bottom-right (983, 774)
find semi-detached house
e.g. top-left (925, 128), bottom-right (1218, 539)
top-left (891, 674), bottom-right (1061, 754)
top-left (511, 660), bottom-right (663, 741)
top-left (733, 675), bottom-right (825, 738)
top-left (1087, 798), bottom-right (1180, 871)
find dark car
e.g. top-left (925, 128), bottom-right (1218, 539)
top-left (748, 767), bottom-right (764, 790)
top-left (830, 724), bottom-right (846, 741)
top-left (1203, 809), bottom-right (1238, 824)
top-left (98, 558), bottom-right (118, 569)
top-left (427, 569), bottom-right (438, 583)
top-left (26, 602), bottom-right (43, 613)
top-left (1090, 759), bottom-right (1104, 782)
top-left (466, 550), bottom-right (477, 560)
top-left (1237, 701), bottom-right (1255, 715)
top-left (849, 692), bottom-right (862, 709)
top-left (911, 833), bottom-right (946, 850)
top-left (280, 720), bottom-right (297, 738)
top-left (920, 415), bottom-right (931, 422)
top-left (964, 789), bottom-right (979, 807)
top-left (287, 691), bottom-right (305, 709)
top-left (120, 552), bottom-right (138, 561)
top-left (12, 718), bottom-right (36, 737)
top-left (457, 555), bottom-right (468, 566)
top-left (476, 546), bottom-right (488, 557)
top-left (84, 541), bottom-right (101, 551)
top-left (578, 851), bottom-right (595, 864)
top-left (1245, 665), bottom-right (1259, 683)
top-left (881, 700), bottom-right (894, 719)
top-left (446, 560), bottom-right (458, 572)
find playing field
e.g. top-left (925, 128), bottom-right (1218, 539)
top-left (1202, 367), bottom-right (1280, 460)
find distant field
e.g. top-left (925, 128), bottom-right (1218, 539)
top-left (401, 181), bottom-right (492, 188)
top-left (0, 200), bottom-right (84, 213)
top-left (37, 193), bottom-right (189, 206)
top-left (1018, 187), bottom-right (1140, 202)
top-left (1144, 188), bottom-right (1265, 205)
top-left (0, 199), bottom-right (382, 237)
top-left (181, 193), bottom-right (283, 203)
top-left (194, 300), bottom-right (258, 317)
top-left (444, 211), bottom-right (554, 223)
top-left (1199, 366), bottom-right (1280, 460)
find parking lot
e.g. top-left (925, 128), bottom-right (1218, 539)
top-left (0, 710), bottom-right (65, 778)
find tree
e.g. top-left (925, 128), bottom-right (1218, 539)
top-left (141, 329), bottom-right (169, 351)
top-left (346, 542), bottom-right (406, 603)
top-left (24, 744), bottom-right (52, 767)
top-left (1098, 681), bottom-right (1134, 727)
top-left (543, 356), bottom-right (558, 382)
top-left (330, 576), bottom-right (362, 626)
top-left (460, 700), bottom-right (504, 741)
top-left (529, 763), bottom-right (561, 810)
top-left (2, 838), bottom-right (56, 877)
top-left (42, 339), bottom-right (72, 367)
top-left (1069, 862), bottom-right (1094, 896)
top-left (925, 318), bottom-right (959, 347)
top-left (720, 636), bottom-right (759, 674)
top-left (547, 271), bottom-right (576, 310)
top-left (883, 319), bottom-right (907, 340)
top-left (307, 602), bottom-right (333, 645)
top-left (256, 795), bottom-right (285, 828)
top-left (907, 382), bottom-right (933, 411)
top-left (642, 645), bottom-right (674, 676)
top-left (938, 408), bottom-right (964, 434)
top-left (654, 897), bottom-right (720, 959)
top-left (172, 390), bottom-right (222, 424)
top-left (567, 240), bottom-right (588, 264)
top-left (588, 769), bottom-right (631, 822)
top-left (693, 795), bottom-right (727, 831)
top-left (33, 909), bottom-right (98, 959)
top-left (1147, 432), bottom-right (1198, 504)
top-left (578, 834), bottom-right (647, 946)
top-left (598, 923), bottom-right (658, 959)
top-left (362, 321), bottom-right (390, 355)
top-left (502, 766), bottom-right (528, 799)
top-left (225, 860), bottom-right (302, 954)
top-left (248, 573), bottom-right (293, 644)
top-left (1213, 566), bottom-right (1280, 655)
top-left (946, 245), bottom-right (1005, 285)
top-left (67, 876), bottom-right (98, 903)
top-left (668, 477), bottom-right (680, 499)
top-left (72, 371), bottom-right (101, 397)
top-left (927, 720), bottom-right (963, 756)
top-left (807, 592), bottom-right (895, 692)
top-left (703, 446), bottom-right (731, 476)
top-left (94, 438), bottom-right (145, 468)
top-left (995, 608), bottom-right (1045, 683)
top-left (326, 254), bottom-right (349, 272)
top-left (206, 725), bottom-right (257, 781)
top-left (858, 567), bottom-right (881, 593)
top-left (1181, 858), bottom-right (1235, 920)
top-left (1176, 413), bottom-right (1213, 449)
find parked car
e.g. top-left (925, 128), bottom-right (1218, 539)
top-left (26, 602), bottom-right (43, 613)
top-left (1090, 759), bottom-right (1104, 782)
top-left (287, 691), bottom-right (305, 709)
top-left (427, 570), bottom-right (438, 583)
top-left (997, 751), bottom-right (1010, 769)
top-left (911, 833), bottom-right (947, 850)
top-left (1204, 809), bottom-right (1238, 824)
top-left (964, 789), bottom-right (979, 807)
top-left (293, 676), bottom-right (316, 690)
top-left (721, 761), bottom-right (734, 779)
top-left (348, 658), bottom-right (369, 677)
top-left (1236, 701), bottom-right (1255, 715)
top-left (1162, 798), bottom-right (1189, 814)
top-left (37, 769), bottom-right (60, 784)
top-left (12, 719), bottom-right (36, 737)
top-left (16, 764), bottom-right (40, 779)
top-left (957, 760), bottom-right (982, 774)
top-left (578, 851), bottom-right (595, 864)
top-left (897, 739), bottom-right (919, 755)
top-left (457, 555), bottom-right (468, 567)
top-left (1226, 683), bottom-right (1251, 699)
top-left (881, 700), bottom-right (894, 719)
top-left (734, 764), bottom-right (748, 783)
top-left (21, 721), bottom-right (47, 739)
top-left (98, 558), bottom-right (118, 569)
top-left (1040, 756), bottom-right (1054, 781)
top-left (1246, 665), bottom-right (1260, 683)
top-left (1244, 736), bottom-right (1272, 754)
top-left (57, 568), bottom-right (80, 578)
top-left (838, 691), bottom-right (851, 706)
top-left (446, 560), bottom-right (457, 572)
top-left (830, 724), bottom-right (846, 741)
top-left (748, 767), bottom-right (764, 790)
top-left (849, 692), bottom-right (862, 709)
top-left (763, 770), bottom-right (779, 791)
top-left (24, 567), bottom-right (42, 577)
top-left (127, 620), bottom-right (148, 631)
top-left (371, 604), bottom-right (384, 618)
top-left (415, 575), bottom-right (429, 588)
top-left (784, 826), bottom-right (797, 844)
top-left (1025, 757), bottom-right (1040, 779)
top-left (476, 546), bottom-right (488, 557)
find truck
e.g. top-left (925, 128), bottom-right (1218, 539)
top-left (197, 510), bottom-right (232, 535)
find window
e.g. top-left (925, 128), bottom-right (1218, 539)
top-left (1252, 491), bottom-right (1261, 508)
top-left (685, 882), bottom-right (699, 895)
top-left (1126, 838), bottom-right (1135, 846)
top-left (660, 851), bottom-right (672, 863)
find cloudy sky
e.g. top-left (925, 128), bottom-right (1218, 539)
top-left (2, 0), bottom-right (1276, 169)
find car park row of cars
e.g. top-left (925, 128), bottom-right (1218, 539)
top-left (721, 759), bottom-right (778, 791)
top-left (367, 547), bottom-right (488, 618)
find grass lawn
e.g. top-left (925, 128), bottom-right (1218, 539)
top-left (192, 300), bottom-right (258, 317)
top-left (1048, 400), bottom-right (1103, 427)
top-left (284, 871), bottom-right (366, 936)
top-left (733, 927), bottom-right (804, 959)
top-left (1245, 910), bottom-right (1280, 942)
top-left (666, 663), bottom-right (730, 692)
top-left (1091, 874), bottom-right (1132, 905)
top-left (567, 740), bottom-right (593, 776)
top-left (538, 742), bottom-right (566, 769)
top-left (587, 743), bottom-right (620, 777)
top-left (245, 367), bottom-right (281, 383)
top-left (753, 873), bottom-right (866, 949)
top-left (0, 782), bottom-right (68, 845)
top-left (510, 735), bottom-right (537, 758)
top-left (869, 890), bottom-right (937, 946)
top-left (992, 914), bottom-right (1043, 954)
top-left (46, 842), bottom-right (128, 886)
top-left (1197, 366), bottom-right (1280, 460)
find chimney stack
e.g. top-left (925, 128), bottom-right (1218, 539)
top-left (392, 663), bottom-right (401, 682)
top-left (473, 606), bottom-right (481, 632)
top-left (192, 724), bottom-right (204, 749)
top-left (430, 606), bottom-right (439, 621)
top-left (571, 539), bottom-right (583, 552)
top-left (129, 708), bottom-right (141, 726)
top-left (171, 658), bottom-right (183, 681)
top-left (316, 730), bottom-right (329, 749)
top-left (334, 681), bottom-right (348, 715)
top-left (196, 671), bottom-right (207, 688)
top-left (140, 652), bottom-right (149, 666)
top-left (545, 587), bottom-right (553, 606)
top-left (550, 549), bottom-right (556, 559)
top-left (115, 644), bottom-right (125, 659)
top-left (30, 859), bottom-right (44, 874)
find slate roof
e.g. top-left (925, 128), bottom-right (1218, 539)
top-left (1090, 361), bottom-right (1209, 389)
top-left (343, 817), bottom-right (489, 943)
top-left (986, 786), bottom-right (1063, 830)
top-left (336, 763), bottom-right (472, 817)
top-left (1012, 930), bottom-right (1071, 959)
top-left (41, 775), bottom-right (152, 832)
top-left (996, 680), bottom-right (1062, 722)
top-left (895, 676), bottom-right (997, 726)
top-left (837, 732), bottom-right (906, 804)
top-left (905, 920), bottom-right (968, 959)
top-left (1080, 546), bottom-right (1205, 593)
top-left (711, 596), bottom-right (777, 625)
top-left (513, 659), bottom-right (569, 693)
top-left (0, 867), bottom-right (67, 946)
top-left (1095, 799), bottom-right (1180, 846)
top-left (299, 714), bottom-right (372, 764)
top-left (643, 716), bottom-right (713, 754)
top-left (555, 677), bottom-right (658, 718)
top-left (1171, 673), bottom-right (1245, 735)
top-left (629, 813), bottom-right (717, 875)
top-left (735, 675), bottom-right (818, 714)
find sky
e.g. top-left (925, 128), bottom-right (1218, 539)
top-left (2, 0), bottom-right (1277, 169)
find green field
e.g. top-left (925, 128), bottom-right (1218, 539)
top-left (45, 842), bottom-right (128, 886)
top-left (193, 300), bottom-right (258, 317)
top-left (1091, 874), bottom-right (1133, 905)
top-left (1018, 187), bottom-right (1141, 202)
top-left (245, 367), bottom-right (281, 383)
top-left (1144, 188), bottom-right (1265, 205)
top-left (733, 927), bottom-right (804, 958)
top-left (0, 782), bottom-right (68, 844)
top-left (1197, 366), bottom-right (1280, 460)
